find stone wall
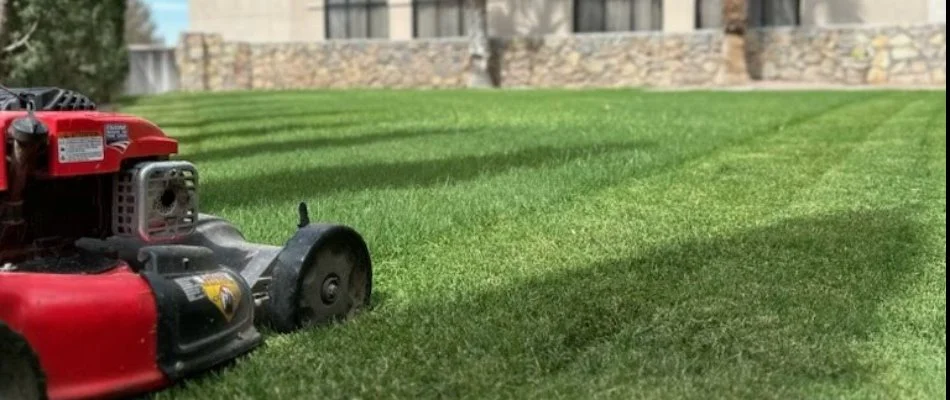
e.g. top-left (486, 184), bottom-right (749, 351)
top-left (746, 24), bottom-right (946, 85)
top-left (177, 34), bottom-right (206, 91)
top-left (489, 32), bottom-right (722, 87)
top-left (250, 40), bottom-right (471, 89)
top-left (178, 22), bottom-right (945, 91)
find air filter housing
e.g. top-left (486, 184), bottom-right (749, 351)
top-left (113, 161), bottom-right (198, 242)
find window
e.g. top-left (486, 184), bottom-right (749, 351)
top-left (749, 0), bottom-right (800, 26)
top-left (413, 0), bottom-right (467, 38)
top-left (695, 0), bottom-right (800, 29)
top-left (695, 0), bottom-right (721, 29)
top-left (326, 0), bottom-right (389, 39)
top-left (574, 0), bottom-right (663, 33)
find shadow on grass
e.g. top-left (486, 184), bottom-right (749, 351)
top-left (113, 90), bottom-right (340, 114)
top-left (171, 119), bottom-right (373, 147)
top-left (154, 107), bottom-right (373, 131)
top-left (193, 94), bottom-right (885, 211)
top-left (155, 208), bottom-right (923, 398)
top-left (200, 141), bottom-right (653, 209)
top-left (354, 208), bottom-right (922, 396)
top-left (181, 126), bottom-right (478, 163)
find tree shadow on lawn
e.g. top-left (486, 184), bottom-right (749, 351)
top-left (170, 118), bottom-right (373, 147)
top-left (193, 92), bottom-right (871, 212)
top-left (356, 208), bottom-right (923, 397)
top-left (154, 107), bottom-right (374, 131)
top-left (388, 209), bottom-right (919, 393)
top-left (181, 126), bottom-right (478, 164)
top-left (157, 208), bottom-right (924, 398)
top-left (115, 90), bottom-right (345, 115)
top-left (199, 141), bottom-right (654, 210)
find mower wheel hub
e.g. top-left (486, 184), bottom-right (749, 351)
top-left (322, 275), bottom-right (340, 304)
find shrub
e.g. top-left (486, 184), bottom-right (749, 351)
top-left (0, 0), bottom-right (128, 103)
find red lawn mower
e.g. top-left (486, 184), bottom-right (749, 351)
top-left (0, 87), bottom-right (373, 400)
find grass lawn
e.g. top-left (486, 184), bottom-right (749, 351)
top-left (120, 88), bottom-right (946, 399)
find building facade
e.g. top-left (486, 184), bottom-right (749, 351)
top-left (179, 0), bottom-right (947, 91)
top-left (189, 0), bottom-right (946, 43)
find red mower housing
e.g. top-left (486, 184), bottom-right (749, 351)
top-left (0, 88), bottom-right (373, 400)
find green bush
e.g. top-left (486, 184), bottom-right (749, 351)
top-left (0, 0), bottom-right (127, 103)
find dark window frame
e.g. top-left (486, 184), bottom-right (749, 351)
top-left (694, 0), bottom-right (801, 29)
top-left (694, 0), bottom-right (714, 29)
top-left (412, 0), bottom-right (467, 38)
top-left (750, 0), bottom-right (801, 27)
top-left (325, 0), bottom-right (389, 39)
top-left (572, 0), bottom-right (664, 33)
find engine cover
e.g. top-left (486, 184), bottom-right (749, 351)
top-left (114, 161), bottom-right (198, 243)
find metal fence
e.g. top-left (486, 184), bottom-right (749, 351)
top-left (125, 45), bottom-right (179, 96)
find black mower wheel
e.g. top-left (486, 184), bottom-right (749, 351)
top-left (266, 225), bottom-right (372, 333)
top-left (0, 322), bottom-right (47, 400)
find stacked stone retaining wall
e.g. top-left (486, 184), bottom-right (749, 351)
top-left (177, 23), bottom-right (946, 91)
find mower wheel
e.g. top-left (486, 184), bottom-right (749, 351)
top-left (0, 322), bottom-right (46, 400)
top-left (266, 225), bottom-right (372, 333)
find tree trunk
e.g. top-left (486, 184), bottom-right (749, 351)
top-left (716, 0), bottom-right (750, 85)
top-left (465, 0), bottom-right (493, 88)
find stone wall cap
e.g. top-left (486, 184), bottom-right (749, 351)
top-left (128, 44), bottom-right (175, 51)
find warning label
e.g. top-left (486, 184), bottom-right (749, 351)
top-left (173, 272), bottom-right (243, 321)
top-left (58, 132), bottom-right (104, 163)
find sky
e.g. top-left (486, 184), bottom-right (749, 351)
top-left (144, 0), bottom-right (189, 46)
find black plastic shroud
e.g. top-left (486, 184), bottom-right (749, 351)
top-left (0, 87), bottom-right (97, 111)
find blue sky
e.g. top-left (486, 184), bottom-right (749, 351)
top-left (144, 0), bottom-right (189, 45)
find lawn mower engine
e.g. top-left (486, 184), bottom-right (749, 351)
top-left (0, 88), bottom-right (373, 400)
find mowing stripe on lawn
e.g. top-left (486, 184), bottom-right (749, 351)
top-left (386, 92), bottom-right (912, 296)
top-left (775, 95), bottom-right (946, 400)
top-left (174, 92), bottom-right (866, 245)
top-left (189, 97), bottom-right (906, 397)
top-left (358, 95), bottom-right (906, 398)
top-left (128, 90), bottom-right (944, 400)
top-left (193, 91), bottom-right (871, 212)
top-left (418, 93), bottom-right (944, 398)
top-left (156, 92), bottom-right (893, 299)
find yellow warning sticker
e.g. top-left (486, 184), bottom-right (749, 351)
top-left (199, 273), bottom-right (242, 321)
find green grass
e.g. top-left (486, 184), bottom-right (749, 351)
top-left (120, 88), bottom-right (946, 399)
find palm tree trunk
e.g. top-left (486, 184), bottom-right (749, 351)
top-left (465, 0), bottom-right (493, 88)
top-left (716, 0), bottom-right (750, 85)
